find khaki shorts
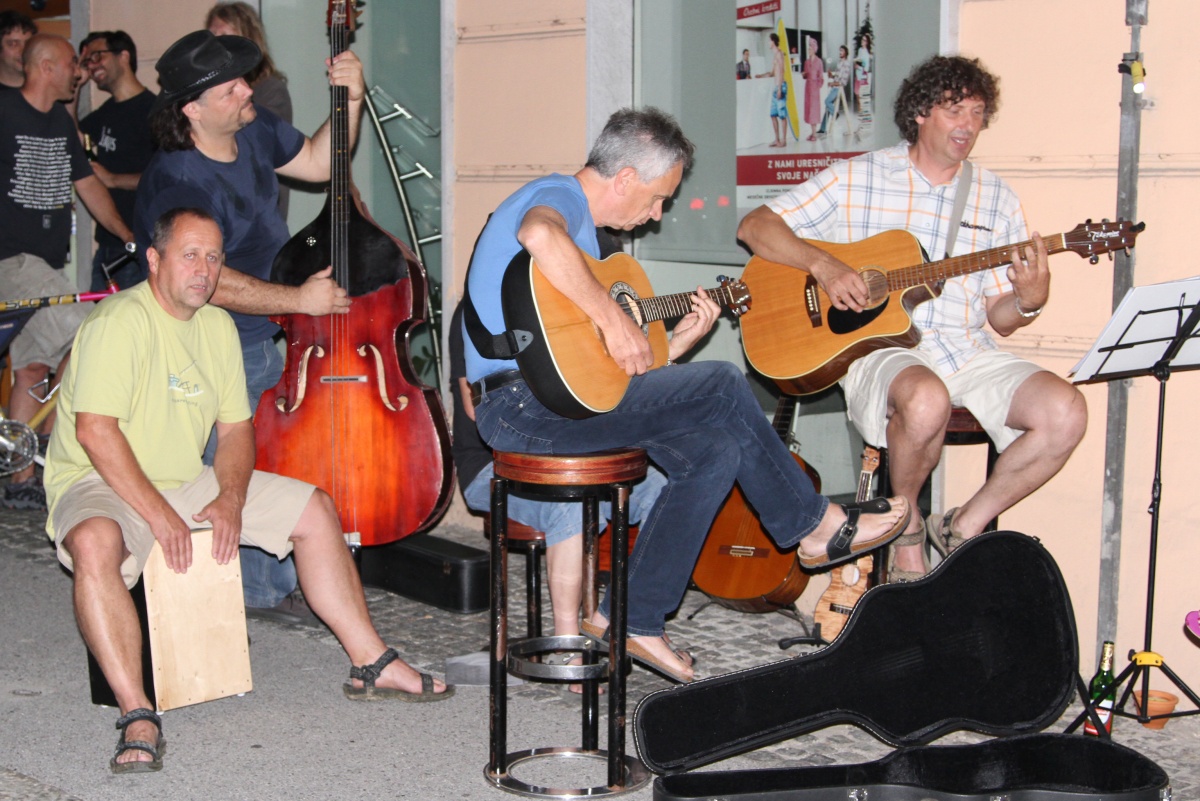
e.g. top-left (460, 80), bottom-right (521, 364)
top-left (843, 348), bottom-right (1045, 453)
top-left (52, 468), bottom-right (315, 589)
top-left (0, 253), bottom-right (93, 370)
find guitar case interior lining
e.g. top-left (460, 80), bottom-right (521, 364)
top-left (634, 531), bottom-right (1170, 800)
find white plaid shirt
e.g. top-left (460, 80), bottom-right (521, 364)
top-left (766, 142), bottom-right (1029, 375)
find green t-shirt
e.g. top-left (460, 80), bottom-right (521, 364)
top-left (44, 282), bottom-right (251, 537)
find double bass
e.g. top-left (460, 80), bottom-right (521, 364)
top-left (254, 0), bottom-right (454, 546)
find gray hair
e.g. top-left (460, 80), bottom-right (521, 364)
top-left (584, 107), bottom-right (695, 182)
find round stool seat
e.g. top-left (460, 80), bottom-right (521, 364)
top-left (482, 516), bottom-right (545, 543)
top-left (944, 406), bottom-right (989, 445)
top-left (493, 448), bottom-right (648, 487)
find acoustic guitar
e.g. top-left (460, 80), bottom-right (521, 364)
top-left (690, 396), bottom-right (819, 614)
top-left (812, 446), bottom-right (879, 640)
top-left (501, 249), bottom-right (750, 419)
top-left (740, 219), bottom-right (1145, 395)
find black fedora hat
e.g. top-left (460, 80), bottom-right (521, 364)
top-left (150, 30), bottom-right (261, 116)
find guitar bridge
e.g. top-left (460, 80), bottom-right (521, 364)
top-left (804, 275), bottom-right (823, 328)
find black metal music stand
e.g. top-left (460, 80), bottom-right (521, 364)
top-left (1068, 278), bottom-right (1200, 733)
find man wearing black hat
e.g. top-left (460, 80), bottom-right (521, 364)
top-left (133, 30), bottom-right (361, 624)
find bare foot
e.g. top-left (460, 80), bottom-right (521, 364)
top-left (799, 496), bottom-right (909, 562)
top-left (587, 614), bottom-right (694, 683)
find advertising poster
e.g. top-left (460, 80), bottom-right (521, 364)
top-left (735, 0), bottom-right (880, 216)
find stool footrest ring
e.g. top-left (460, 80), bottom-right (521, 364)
top-left (485, 746), bottom-right (652, 798)
top-left (507, 635), bottom-right (609, 682)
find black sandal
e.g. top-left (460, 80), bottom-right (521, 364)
top-left (110, 708), bottom-right (165, 775)
top-left (343, 647), bottom-right (455, 702)
top-left (798, 497), bottom-right (910, 570)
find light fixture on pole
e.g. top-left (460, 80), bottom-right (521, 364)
top-left (1118, 57), bottom-right (1146, 94)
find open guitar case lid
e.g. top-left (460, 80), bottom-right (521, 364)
top-left (635, 531), bottom-right (1171, 800)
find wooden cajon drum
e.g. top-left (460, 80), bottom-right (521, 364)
top-left (88, 530), bottom-right (253, 712)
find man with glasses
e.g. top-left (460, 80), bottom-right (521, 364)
top-left (78, 31), bottom-right (156, 291)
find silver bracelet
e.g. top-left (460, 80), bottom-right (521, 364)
top-left (1014, 296), bottom-right (1042, 318)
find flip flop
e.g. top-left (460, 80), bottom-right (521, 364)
top-left (580, 619), bottom-right (693, 684)
top-left (343, 648), bottom-right (455, 702)
top-left (798, 497), bottom-right (910, 570)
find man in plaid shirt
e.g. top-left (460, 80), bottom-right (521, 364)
top-left (738, 55), bottom-right (1086, 582)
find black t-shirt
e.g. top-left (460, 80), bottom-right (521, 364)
top-left (79, 89), bottom-right (156, 249)
top-left (0, 91), bottom-right (93, 268)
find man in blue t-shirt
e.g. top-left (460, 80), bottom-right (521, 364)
top-left (133, 30), bottom-right (360, 623)
top-left (464, 108), bottom-right (909, 683)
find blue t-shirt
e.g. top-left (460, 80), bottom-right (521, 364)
top-left (463, 174), bottom-right (598, 382)
top-left (132, 105), bottom-right (304, 345)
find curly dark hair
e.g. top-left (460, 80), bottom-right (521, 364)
top-left (150, 95), bottom-right (202, 152)
top-left (893, 55), bottom-right (999, 145)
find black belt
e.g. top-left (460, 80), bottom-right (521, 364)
top-left (470, 369), bottom-right (525, 406)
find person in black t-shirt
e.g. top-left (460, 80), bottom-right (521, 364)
top-left (0, 35), bottom-right (133, 511)
top-left (78, 31), bottom-right (157, 291)
top-left (0, 11), bottom-right (35, 91)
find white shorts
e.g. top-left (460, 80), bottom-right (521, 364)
top-left (842, 348), bottom-right (1045, 452)
top-left (52, 467), bottom-right (315, 589)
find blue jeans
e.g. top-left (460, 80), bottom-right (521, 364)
top-left (463, 464), bottom-right (668, 546)
top-left (202, 337), bottom-right (296, 608)
top-left (473, 361), bottom-right (827, 637)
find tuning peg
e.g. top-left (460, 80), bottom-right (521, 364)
top-left (1108, 251), bottom-right (1114, 261)
top-left (717, 274), bottom-right (729, 284)
top-left (1124, 247), bottom-right (1132, 257)
top-left (1085, 218), bottom-right (1093, 225)
top-left (1102, 217), bottom-right (1111, 223)
top-left (1090, 255), bottom-right (1100, 264)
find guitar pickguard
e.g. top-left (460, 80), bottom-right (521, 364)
top-left (827, 295), bottom-right (889, 335)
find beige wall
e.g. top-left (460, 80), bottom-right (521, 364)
top-left (958, 0), bottom-right (1199, 677)
top-left (448, 0), bottom-right (588, 303)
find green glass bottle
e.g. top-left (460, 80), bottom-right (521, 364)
top-left (1083, 640), bottom-right (1116, 735)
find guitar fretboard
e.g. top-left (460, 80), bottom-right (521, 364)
top-left (885, 233), bottom-right (1068, 292)
top-left (633, 285), bottom-right (742, 324)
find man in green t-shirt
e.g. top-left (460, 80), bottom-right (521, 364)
top-left (44, 208), bottom-right (452, 775)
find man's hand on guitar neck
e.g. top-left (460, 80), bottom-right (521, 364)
top-left (667, 287), bottom-right (722, 361)
top-left (990, 232), bottom-right (1049, 335)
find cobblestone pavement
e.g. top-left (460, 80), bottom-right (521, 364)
top-left (2, 505), bottom-right (1197, 800)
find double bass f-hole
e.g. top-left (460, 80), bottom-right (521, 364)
top-left (276, 343), bottom-right (410, 414)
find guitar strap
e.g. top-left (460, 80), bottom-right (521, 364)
top-left (942, 160), bottom-right (973, 259)
top-left (462, 225), bottom-right (625, 361)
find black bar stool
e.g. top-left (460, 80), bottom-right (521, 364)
top-left (486, 448), bottom-right (652, 798)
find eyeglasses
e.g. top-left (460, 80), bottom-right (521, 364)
top-left (82, 50), bottom-right (113, 65)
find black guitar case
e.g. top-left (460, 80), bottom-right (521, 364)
top-left (634, 531), bottom-right (1170, 800)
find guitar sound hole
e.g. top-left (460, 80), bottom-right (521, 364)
top-left (828, 296), bottom-right (888, 335)
top-left (610, 281), bottom-right (648, 335)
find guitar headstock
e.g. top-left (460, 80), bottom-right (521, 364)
top-left (1064, 219), bottom-right (1145, 264)
top-left (860, 446), bottom-right (880, 475)
top-left (327, 0), bottom-right (362, 32)
top-left (717, 275), bottom-right (752, 317)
